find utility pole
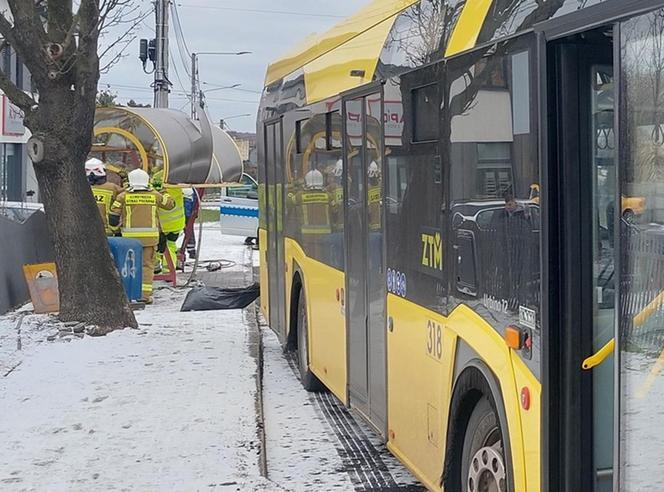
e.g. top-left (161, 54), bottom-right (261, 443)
top-left (153, 0), bottom-right (170, 108)
top-left (190, 53), bottom-right (198, 120)
top-left (190, 51), bottom-right (251, 121)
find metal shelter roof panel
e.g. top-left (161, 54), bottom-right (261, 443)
top-left (94, 108), bottom-right (242, 186)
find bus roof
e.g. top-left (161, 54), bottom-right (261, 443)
top-left (264, 0), bottom-right (418, 87)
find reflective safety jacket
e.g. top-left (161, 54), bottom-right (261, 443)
top-left (298, 190), bottom-right (331, 235)
top-left (92, 182), bottom-right (123, 235)
top-left (327, 185), bottom-right (344, 233)
top-left (110, 190), bottom-right (175, 246)
top-left (367, 185), bottom-right (382, 231)
top-left (158, 186), bottom-right (185, 233)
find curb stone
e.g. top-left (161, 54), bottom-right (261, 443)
top-left (242, 243), bottom-right (269, 480)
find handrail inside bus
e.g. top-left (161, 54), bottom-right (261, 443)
top-left (582, 338), bottom-right (615, 370)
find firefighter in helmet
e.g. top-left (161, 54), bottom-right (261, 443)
top-left (109, 169), bottom-right (175, 303)
top-left (86, 158), bottom-right (123, 236)
top-left (367, 159), bottom-right (382, 231)
top-left (151, 170), bottom-right (185, 273)
top-left (300, 168), bottom-right (331, 236)
top-left (326, 158), bottom-right (344, 233)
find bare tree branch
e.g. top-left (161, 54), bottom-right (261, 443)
top-left (0, 41), bottom-right (37, 112)
top-left (7, 0), bottom-right (47, 42)
top-left (46, 0), bottom-right (73, 42)
top-left (0, 6), bottom-right (49, 84)
top-left (97, 0), bottom-right (145, 71)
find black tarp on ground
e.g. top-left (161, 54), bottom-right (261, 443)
top-left (0, 209), bottom-right (54, 314)
top-left (180, 283), bottom-right (260, 312)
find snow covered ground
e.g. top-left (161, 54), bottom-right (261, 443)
top-left (0, 227), bottom-right (271, 491)
top-left (0, 224), bottom-right (420, 491)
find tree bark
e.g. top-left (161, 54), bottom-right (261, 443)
top-left (0, 1), bottom-right (140, 332)
top-left (34, 152), bottom-right (137, 331)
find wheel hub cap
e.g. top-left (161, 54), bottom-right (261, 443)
top-left (467, 443), bottom-right (506, 492)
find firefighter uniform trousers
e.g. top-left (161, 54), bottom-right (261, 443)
top-left (110, 190), bottom-right (175, 299)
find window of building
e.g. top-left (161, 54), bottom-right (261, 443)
top-left (476, 142), bottom-right (513, 198)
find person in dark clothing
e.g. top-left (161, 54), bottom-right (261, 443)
top-left (183, 188), bottom-right (198, 259)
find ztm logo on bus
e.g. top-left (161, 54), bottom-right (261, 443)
top-left (421, 231), bottom-right (443, 271)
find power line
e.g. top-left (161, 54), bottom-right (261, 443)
top-left (171, 3), bottom-right (191, 56)
top-left (169, 51), bottom-right (190, 97)
top-left (171, 95), bottom-right (258, 104)
top-left (175, 4), bottom-right (345, 19)
top-left (101, 81), bottom-right (259, 104)
top-left (201, 81), bottom-right (262, 94)
top-left (170, 2), bottom-right (192, 77)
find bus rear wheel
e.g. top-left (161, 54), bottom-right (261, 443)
top-left (296, 288), bottom-right (322, 392)
top-left (462, 397), bottom-right (507, 492)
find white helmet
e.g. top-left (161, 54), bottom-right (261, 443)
top-left (85, 158), bottom-right (106, 177)
top-left (304, 169), bottom-right (324, 189)
top-left (368, 160), bottom-right (380, 178)
top-left (128, 168), bottom-right (150, 191)
top-left (333, 159), bottom-right (343, 177)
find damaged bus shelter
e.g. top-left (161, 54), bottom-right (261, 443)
top-left (91, 107), bottom-right (243, 185)
top-left (90, 107), bottom-right (245, 287)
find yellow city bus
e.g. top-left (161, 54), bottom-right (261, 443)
top-left (257, 1), bottom-right (664, 490)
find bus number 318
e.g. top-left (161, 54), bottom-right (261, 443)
top-left (426, 320), bottom-right (443, 361)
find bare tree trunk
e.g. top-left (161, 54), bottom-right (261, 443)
top-left (0, 1), bottom-right (141, 332)
top-left (34, 150), bottom-right (136, 331)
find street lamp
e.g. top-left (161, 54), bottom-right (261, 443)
top-left (219, 114), bottom-right (251, 129)
top-left (190, 51), bottom-right (251, 119)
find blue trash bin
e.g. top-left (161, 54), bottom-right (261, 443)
top-left (108, 238), bottom-right (143, 302)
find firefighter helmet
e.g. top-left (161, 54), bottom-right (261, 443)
top-left (333, 159), bottom-right (343, 177)
top-left (128, 169), bottom-right (151, 191)
top-left (304, 169), bottom-right (324, 189)
top-left (85, 158), bottom-right (106, 177)
top-left (367, 160), bottom-right (380, 178)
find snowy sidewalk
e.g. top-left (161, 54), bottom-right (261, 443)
top-left (0, 229), bottom-right (272, 491)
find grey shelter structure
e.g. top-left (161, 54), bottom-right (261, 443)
top-left (93, 107), bottom-right (243, 185)
top-left (0, 206), bottom-right (53, 314)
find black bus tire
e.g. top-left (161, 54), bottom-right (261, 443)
top-left (296, 288), bottom-right (323, 392)
top-left (461, 396), bottom-right (508, 492)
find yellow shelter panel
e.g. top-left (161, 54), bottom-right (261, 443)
top-left (284, 238), bottom-right (347, 404)
top-left (445, 0), bottom-right (493, 57)
top-left (266, 0), bottom-right (418, 85)
top-left (259, 228), bottom-right (269, 320)
top-left (386, 294), bottom-right (455, 490)
top-left (303, 16), bottom-right (397, 104)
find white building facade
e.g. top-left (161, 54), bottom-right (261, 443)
top-left (0, 0), bottom-right (36, 204)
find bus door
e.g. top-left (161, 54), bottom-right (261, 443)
top-left (343, 89), bottom-right (387, 434)
top-left (264, 120), bottom-right (287, 337)
top-left (617, 8), bottom-right (664, 489)
top-left (549, 28), bottom-right (615, 491)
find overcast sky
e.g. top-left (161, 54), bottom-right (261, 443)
top-left (99, 0), bottom-right (362, 133)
